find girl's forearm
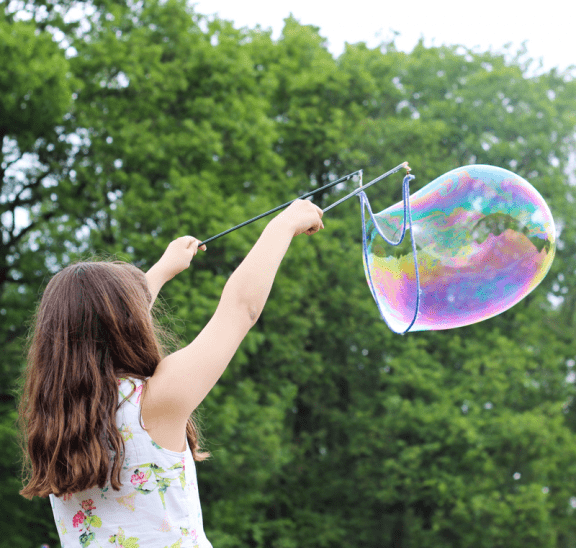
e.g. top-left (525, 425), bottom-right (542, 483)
top-left (144, 262), bottom-right (169, 310)
top-left (222, 219), bottom-right (294, 321)
top-left (145, 220), bottom-right (293, 317)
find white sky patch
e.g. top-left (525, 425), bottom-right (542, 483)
top-left (191, 0), bottom-right (575, 75)
top-left (471, 196), bottom-right (483, 212)
top-left (530, 208), bottom-right (546, 226)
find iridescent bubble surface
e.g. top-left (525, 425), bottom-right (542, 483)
top-left (361, 165), bottom-right (556, 332)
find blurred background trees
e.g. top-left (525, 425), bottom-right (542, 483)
top-left (1, 0), bottom-right (576, 546)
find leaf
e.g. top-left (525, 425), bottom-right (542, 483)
top-left (86, 515), bottom-right (102, 528)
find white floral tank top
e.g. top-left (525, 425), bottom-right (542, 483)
top-left (49, 377), bottom-right (212, 548)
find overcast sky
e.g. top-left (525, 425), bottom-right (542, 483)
top-left (192, 0), bottom-right (575, 75)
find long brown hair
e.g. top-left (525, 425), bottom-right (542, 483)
top-left (17, 259), bottom-right (208, 500)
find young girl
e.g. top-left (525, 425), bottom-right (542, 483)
top-left (18, 199), bottom-right (324, 548)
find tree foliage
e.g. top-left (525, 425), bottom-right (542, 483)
top-left (1, 0), bottom-right (576, 546)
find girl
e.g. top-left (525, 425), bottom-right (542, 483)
top-left (17, 199), bottom-right (324, 548)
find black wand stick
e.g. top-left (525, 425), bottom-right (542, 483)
top-left (199, 162), bottom-right (410, 246)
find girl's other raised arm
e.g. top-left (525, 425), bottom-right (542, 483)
top-left (145, 236), bottom-right (207, 310)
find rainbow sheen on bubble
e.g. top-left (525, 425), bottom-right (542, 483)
top-left (361, 165), bottom-right (556, 332)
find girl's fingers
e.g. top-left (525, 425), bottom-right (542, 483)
top-left (182, 236), bottom-right (207, 254)
top-left (183, 236), bottom-right (199, 248)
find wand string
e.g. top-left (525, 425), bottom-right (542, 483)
top-left (359, 171), bottom-right (420, 334)
top-left (199, 162), bottom-right (410, 246)
top-left (322, 162), bottom-right (409, 213)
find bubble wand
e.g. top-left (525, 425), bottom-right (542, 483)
top-left (199, 162), bottom-right (410, 247)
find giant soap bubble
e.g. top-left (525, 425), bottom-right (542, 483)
top-left (360, 165), bottom-right (556, 333)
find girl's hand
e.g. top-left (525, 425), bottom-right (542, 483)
top-left (157, 236), bottom-right (206, 281)
top-left (274, 199), bottom-right (324, 237)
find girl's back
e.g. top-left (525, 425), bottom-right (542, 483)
top-left (50, 376), bottom-right (211, 548)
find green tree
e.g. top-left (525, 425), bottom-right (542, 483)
top-left (266, 40), bottom-right (576, 548)
top-left (0, 6), bottom-right (76, 545)
top-left (0, 7), bottom-right (73, 393)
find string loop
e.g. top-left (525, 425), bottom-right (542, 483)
top-left (359, 173), bottom-right (420, 334)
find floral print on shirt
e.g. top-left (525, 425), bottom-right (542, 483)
top-left (129, 460), bottom-right (186, 509)
top-left (119, 423), bottom-right (134, 442)
top-left (109, 527), bottom-right (140, 548)
top-left (72, 499), bottom-right (102, 547)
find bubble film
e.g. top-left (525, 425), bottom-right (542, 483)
top-left (361, 165), bottom-right (556, 332)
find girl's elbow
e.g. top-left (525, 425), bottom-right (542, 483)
top-left (248, 304), bottom-right (261, 325)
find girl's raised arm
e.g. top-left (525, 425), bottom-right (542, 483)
top-left (145, 199), bottom-right (324, 428)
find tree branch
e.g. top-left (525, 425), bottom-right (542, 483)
top-left (7, 209), bottom-right (57, 249)
top-left (14, 171), bottom-right (51, 206)
top-left (1, 152), bottom-right (26, 178)
top-left (1, 170), bottom-right (54, 220)
top-left (0, 127), bottom-right (6, 192)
